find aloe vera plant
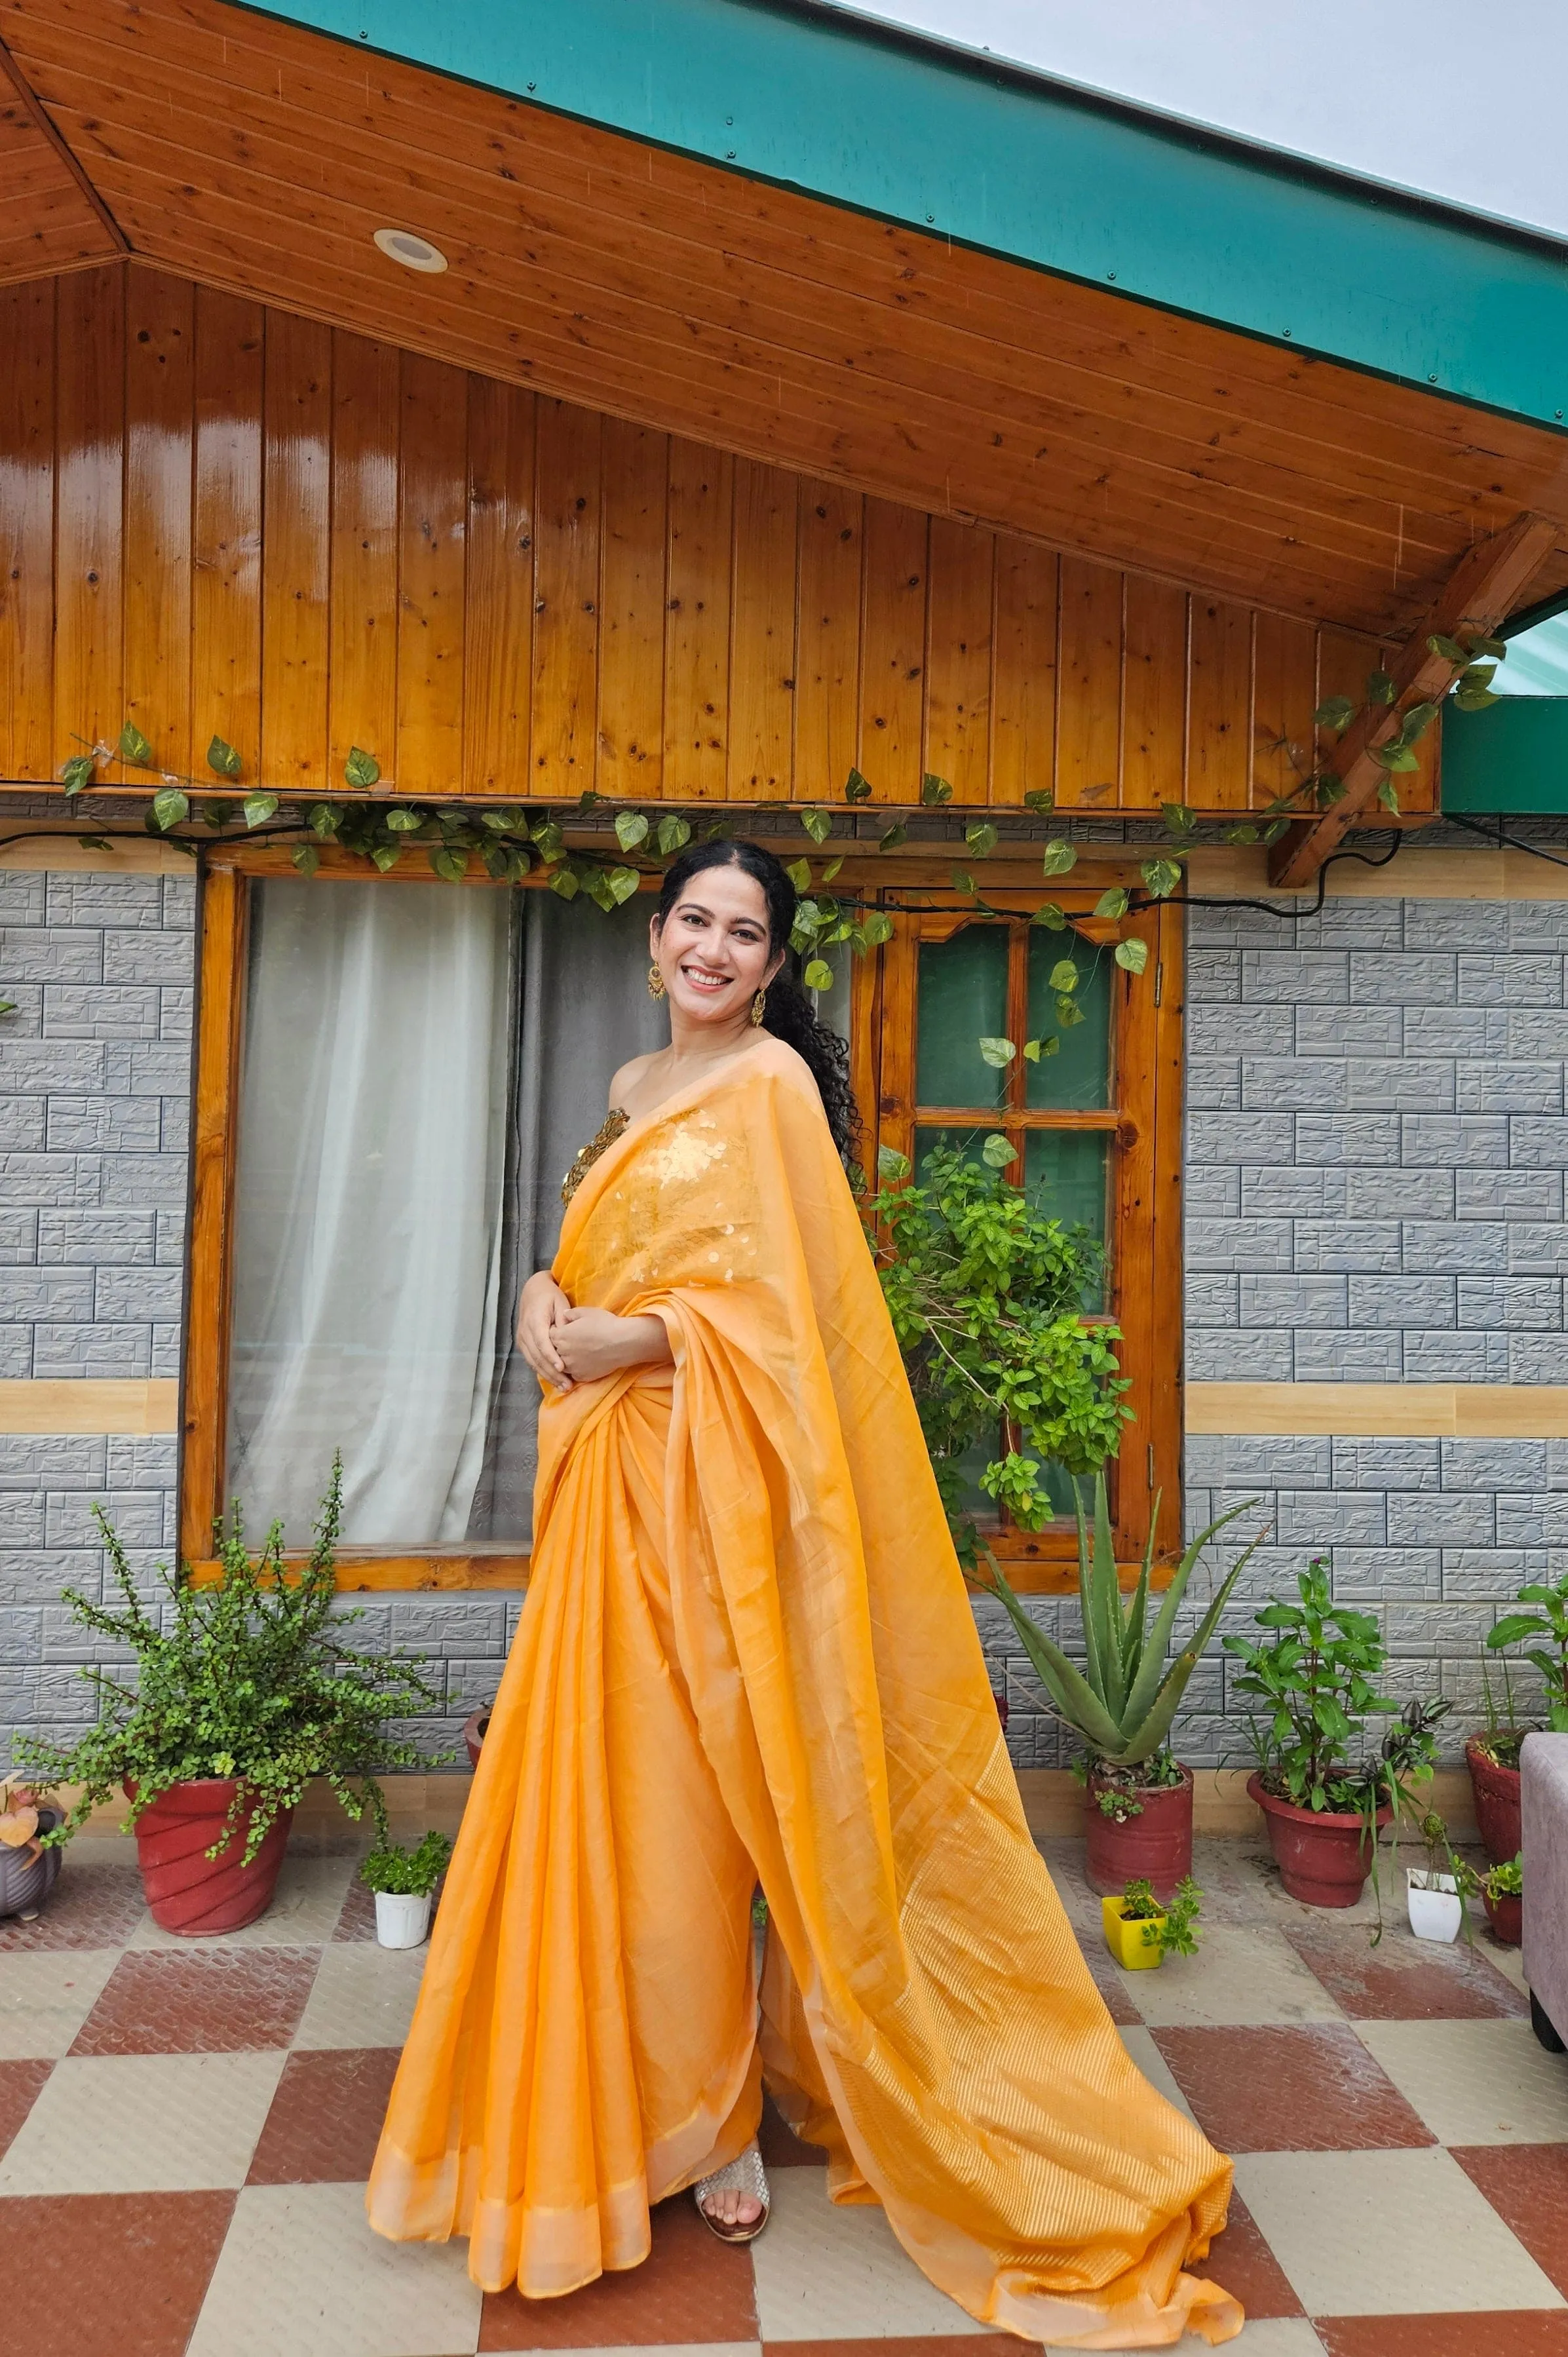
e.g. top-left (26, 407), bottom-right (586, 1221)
top-left (976, 1474), bottom-right (1263, 1767)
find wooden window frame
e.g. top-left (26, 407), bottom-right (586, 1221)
top-left (183, 849), bottom-right (1181, 1594)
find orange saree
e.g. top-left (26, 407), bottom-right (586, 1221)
top-left (367, 1041), bottom-right (1241, 2347)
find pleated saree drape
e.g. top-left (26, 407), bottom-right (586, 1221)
top-left (368, 1041), bottom-right (1241, 2347)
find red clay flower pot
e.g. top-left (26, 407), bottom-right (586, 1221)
top-left (1466, 1737), bottom-right (1523, 1868)
top-left (463, 1710), bottom-right (490, 1770)
top-left (1248, 1773), bottom-right (1390, 1908)
top-left (1484, 1887), bottom-right (1523, 1947)
top-left (1084, 1764), bottom-right (1195, 1902)
top-left (126, 1778), bottom-right (292, 1937)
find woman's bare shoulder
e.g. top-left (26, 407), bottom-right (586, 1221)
top-left (608, 1050), bottom-right (659, 1108)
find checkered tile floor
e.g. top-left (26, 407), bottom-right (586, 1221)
top-left (3, 1833), bottom-right (1567, 2356)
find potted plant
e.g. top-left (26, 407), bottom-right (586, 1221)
top-left (1453, 1850), bottom-right (1523, 1947)
top-left (0, 1783), bottom-right (63, 1923)
top-left (980, 1473), bottom-right (1264, 1896)
top-left (1101, 1873), bottom-right (1203, 1972)
top-left (1407, 1811), bottom-right (1464, 1944)
top-left (1469, 1572), bottom-right (1568, 1863)
top-left (14, 1460), bottom-right (448, 1936)
top-left (360, 1830), bottom-right (452, 1948)
top-left (1224, 1559), bottom-right (1448, 1910)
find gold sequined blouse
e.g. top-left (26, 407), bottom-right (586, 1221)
top-left (560, 1107), bottom-right (630, 1207)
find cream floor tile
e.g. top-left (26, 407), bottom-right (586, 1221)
top-left (292, 1942), bottom-right (429, 2050)
top-left (1120, 1926), bottom-right (1345, 2029)
top-left (127, 1853), bottom-right (356, 1950)
top-left (750, 2166), bottom-right (988, 2339)
top-left (0, 2050), bottom-right (285, 2193)
top-left (1051, 2325), bottom-right (1323, 2357)
top-left (1482, 1933), bottom-right (1529, 1997)
top-left (187, 2181), bottom-right (482, 2357)
top-left (1119, 2025), bottom-right (1198, 2124)
top-left (0, 1947), bottom-right (119, 2058)
top-left (1356, 2016), bottom-right (1568, 2143)
top-left (1233, 2145), bottom-right (1565, 2316)
top-left (485, 2348), bottom-right (759, 2357)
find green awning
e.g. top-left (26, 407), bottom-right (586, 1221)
top-left (1442, 699), bottom-right (1568, 814)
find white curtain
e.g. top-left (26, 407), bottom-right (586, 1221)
top-left (227, 880), bottom-right (513, 1548)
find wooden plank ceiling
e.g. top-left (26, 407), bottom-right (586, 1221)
top-left (4, 265), bottom-right (1434, 814)
top-left (0, 0), bottom-right (1565, 642)
top-left (0, 31), bottom-right (115, 277)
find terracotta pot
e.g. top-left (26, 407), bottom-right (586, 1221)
top-left (463, 1710), bottom-right (490, 1771)
top-left (0, 1804), bottom-right (63, 1921)
top-left (1084, 1764), bottom-right (1194, 1901)
top-left (1248, 1773), bottom-right (1390, 1907)
top-left (1466, 1737), bottom-right (1523, 1868)
top-left (993, 1689), bottom-right (1009, 1733)
top-left (126, 1778), bottom-right (292, 1936)
top-left (1484, 1887), bottom-right (1523, 1947)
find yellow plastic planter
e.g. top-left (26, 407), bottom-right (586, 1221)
top-left (1101, 1894), bottom-right (1166, 1970)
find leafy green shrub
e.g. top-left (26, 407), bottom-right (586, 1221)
top-left (1120, 1873), bottom-right (1204, 1959)
top-left (15, 1459), bottom-right (447, 1863)
top-left (868, 1143), bottom-right (1130, 1558)
top-left (360, 1829), bottom-right (451, 1896)
top-left (1487, 1570), bottom-right (1568, 1733)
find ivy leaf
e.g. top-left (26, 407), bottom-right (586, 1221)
top-left (1160, 800), bottom-right (1196, 837)
top-left (1056, 994), bottom-right (1085, 1027)
top-left (1366, 669), bottom-right (1397, 706)
top-left (150, 786), bottom-right (189, 832)
top-left (655, 813), bottom-right (691, 856)
top-left (429, 845), bottom-right (468, 881)
top-left (605, 866), bottom-right (640, 905)
top-left (1226, 822), bottom-right (1261, 844)
top-left (878, 822), bottom-right (908, 851)
top-left (74, 836), bottom-right (111, 852)
top-left (1031, 901), bottom-right (1067, 930)
top-left (381, 807), bottom-right (420, 833)
top-left (548, 864), bottom-right (580, 900)
top-left (1022, 1037), bottom-right (1041, 1062)
top-left (308, 804), bottom-right (341, 837)
top-left (803, 957), bottom-right (835, 991)
top-left (1049, 958), bottom-right (1079, 993)
top-left (1140, 857), bottom-right (1183, 898)
top-left (951, 867), bottom-right (975, 895)
top-left (1041, 839), bottom-right (1077, 877)
top-left (1453, 683), bottom-right (1500, 711)
top-left (344, 747), bottom-right (381, 789)
top-left (862, 910), bottom-right (894, 946)
top-left (965, 820), bottom-right (998, 859)
top-left (242, 792), bottom-right (278, 830)
top-left (531, 820), bottom-right (565, 858)
top-left (60, 754), bottom-right (97, 798)
top-left (1376, 778), bottom-right (1402, 813)
top-left (1370, 743), bottom-right (1418, 772)
top-left (1470, 635), bottom-right (1508, 660)
top-left (921, 772), bottom-right (953, 805)
top-left (1034, 1034), bottom-right (1061, 1058)
top-left (1094, 886), bottom-right (1130, 919)
top-left (785, 857), bottom-right (812, 892)
top-left (1427, 633), bottom-right (1468, 662)
top-left (206, 736), bottom-right (243, 778)
top-left (980, 1132), bottom-right (1018, 1169)
top-left (845, 768), bottom-right (873, 803)
top-left (1115, 937), bottom-right (1149, 974)
top-left (613, 809), bottom-right (649, 852)
top-left (822, 854), bottom-right (844, 883)
top-left (1400, 699), bottom-right (1440, 742)
top-left (577, 790), bottom-right (603, 813)
top-left (290, 843), bottom-right (320, 876)
top-left (1314, 695), bottom-right (1354, 731)
top-left (1459, 662), bottom-right (1497, 692)
top-left (584, 867), bottom-right (617, 911)
top-left (369, 843), bottom-right (402, 872)
top-left (117, 722), bottom-right (155, 767)
top-left (978, 1035), bottom-right (1017, 1068)
top-left (1023, 787), bottom-right (1055, 814)
top-left (877, 1144), bottom-right (910, 1182)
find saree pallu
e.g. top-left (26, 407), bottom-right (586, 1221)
top-left (368, 1041), bottom-right (1241, 2347)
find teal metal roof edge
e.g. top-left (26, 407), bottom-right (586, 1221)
top-left (234, 0), bottom-right (1568, 432)
top-left (1443, 700), bottom-right (1568, 814)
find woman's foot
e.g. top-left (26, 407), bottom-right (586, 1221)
top-left (693, 2139), bottom-right (770, 2242)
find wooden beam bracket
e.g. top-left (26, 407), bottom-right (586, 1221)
top-left (1267, 512), bottom-right (1562, 890)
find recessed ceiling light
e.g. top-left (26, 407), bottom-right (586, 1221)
top-left (373, 227), bottom-right (448, 275)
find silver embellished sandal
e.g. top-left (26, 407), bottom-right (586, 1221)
top-left (693, 2138), bottom-right (771, 2244)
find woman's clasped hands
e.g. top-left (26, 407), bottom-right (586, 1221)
top-left (516, 1269), bottom-right (672, 1389)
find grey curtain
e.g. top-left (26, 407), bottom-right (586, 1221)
top-left (467, 891), bottom-right (668, 1541)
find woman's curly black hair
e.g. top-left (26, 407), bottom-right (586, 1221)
top-left (653, 839), bottom-right (862, 1165)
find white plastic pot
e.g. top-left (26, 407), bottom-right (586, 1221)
top-left (1406, 1869), bottom-right (1463, 1944)
top-left (375, 1888), bottom-right (432, 1949)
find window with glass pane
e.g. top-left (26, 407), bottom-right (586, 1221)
top-left (911, 915), bottom-right (1119, 1530)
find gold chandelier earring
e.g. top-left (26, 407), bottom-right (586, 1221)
top-left (750, 988), bottom-right (768, 1027)
top-left (647, 962), bottom-right (666, 1001)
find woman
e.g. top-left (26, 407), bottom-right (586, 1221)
top-left (368, 841), bottom-right (1241, 2347)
